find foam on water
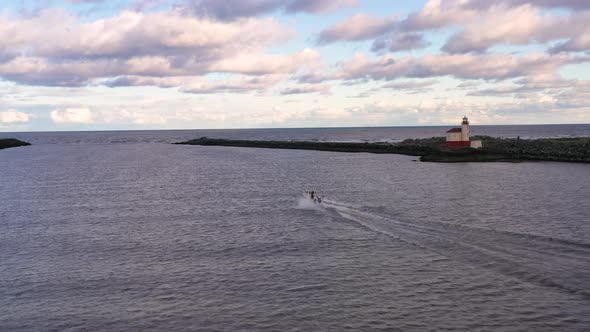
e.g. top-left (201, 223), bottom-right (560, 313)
top-left (322, 199), bottom-right (590, 299)
top-left (295, 196), bottom-right (323, 211)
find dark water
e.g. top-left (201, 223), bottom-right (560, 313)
top-left (1, 126), bottom-right (589, 331)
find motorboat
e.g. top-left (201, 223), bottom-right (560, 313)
top-left (304, 191), bottom-right (322, 203)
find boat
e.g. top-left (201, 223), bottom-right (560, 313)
top-left (304, 191), bottom-right (322, 203)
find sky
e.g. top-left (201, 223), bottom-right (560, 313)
top-left (0, 0), bottom-right (589, 131)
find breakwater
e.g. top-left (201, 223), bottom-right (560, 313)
top-left (0, 139), bottom-right (31, 150)
top-left (176, 136), bottom-right (590, 163)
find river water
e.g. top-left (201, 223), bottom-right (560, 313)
top-left (1, 126), bottom-right (589, 331)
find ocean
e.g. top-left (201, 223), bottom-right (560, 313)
top-left (1, 125), bottom-right (589, 331)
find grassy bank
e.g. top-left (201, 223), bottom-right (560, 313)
top-left (0, 138), bottom-right (31, 150)
top-left (175, 136), bottom-right (590, 163)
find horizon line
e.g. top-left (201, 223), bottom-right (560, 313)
top-left (1, 123), bottom-right (589, 134)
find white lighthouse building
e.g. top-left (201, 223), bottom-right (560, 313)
top-left (446, 116), bottom-right (482, 148)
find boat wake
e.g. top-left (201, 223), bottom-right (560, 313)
top-left (295, 197), bottom-right (323, 211)
top-left (321, 199), bottom-right (590, 298)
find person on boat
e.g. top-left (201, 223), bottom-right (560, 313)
top-left (310, 191), bottom-right (315, 200)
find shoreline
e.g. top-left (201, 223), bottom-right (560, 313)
top-left (175, 137), bottom-right (590, 163)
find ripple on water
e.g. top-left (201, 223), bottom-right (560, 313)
top-left (1, 136), bottom-right (589, 331)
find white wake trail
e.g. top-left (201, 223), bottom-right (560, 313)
top-left (321, 199), bottom-right (590, 299)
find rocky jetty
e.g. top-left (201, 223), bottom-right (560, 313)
top-left (0, 138), bottom-right (31, 150)
top-left (175, 136), bottom-right (590, 163)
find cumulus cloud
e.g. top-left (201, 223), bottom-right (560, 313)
top-left (105, 76), bottom-right (187, 88)
top-left (108, 73), bottom-right (295, 94)
top-left (0, 110), bottom-right (31, 123)
top-left (401, 0), bottom-right (480, 31)
top-left (208, 48), bottom-right (321, 75)
top-left (402, 0), bottom-right (589, 31)
top-left (465, 0), bottom-right (590, 10)
top-left (74, 0), bottom-right (360, 18)
top-left (316, 0), bottom-right (589, 55)
top-left (382, 0), bottom-right (590, 54)
top-left (0, 9), bottom-right (309, 88)
top-left (285, 0), bottom-right (358, 13)
top-left (50, 108), bottom-right (94, 123)
top-left (372, 33), bottom-right (430, 52)
top-left (456, 81), bottom-right (482, 89)
top-left (334, 52), bottom-right (588, 82)
top-left (550, 28), bottom-right (590, 53)
top-left (185, 0), bottom-right (358, 20)
top-left (317, 14), bottom-right (397, 44)
top-left (186, 0), bottom-right (288, 20)
top-left (442, 5), bottom-right (590, 53)
top-left (0, 10), bottom-right (291, 60)
top-left (179, 75), bottom-right (284, 94)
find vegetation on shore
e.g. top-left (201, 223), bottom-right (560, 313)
top-left (0, 138), bottom-right (31, 150)
top-left (175, 136), bottom-right (590, 163)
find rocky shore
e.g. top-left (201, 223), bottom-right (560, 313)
top-left (0, 138), bottom-right (31, 150)
top-left (176, 136), bottom-right (590, 163)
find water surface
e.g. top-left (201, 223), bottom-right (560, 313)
top-left (1, 128), bottom-right (589, 331)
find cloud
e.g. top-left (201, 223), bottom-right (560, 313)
top-left (280, 84), bottom-right (330, 95)
top-left (467, 75), bottom-right (585, 99)
top-left (372, 33), bottom-right (430, 52)
top-left (0, 110), bottom-right (31, 123)
top-left (50, 108), bottom-right (94, 123)
top-left (465, 0), bottom-right (590, 10)
top-left (0, 10), bottom-right (291, 60)
top-left (309, 107), bottom-right (352, 119)
top-left (334, 52), bottom-right (589, 82)
top-left (208, 48), bottom-right (321, 75)
top-left (179, 75), bottom-right (284, 94)
top-left (402, 0), bottom-right (589, 32)
top-left (456, 81), bottom-right (482, 89)
top-left (550, 28), bottom-right (590, 53)
top-left (0, 9), bottom-right (306, 88)
top-left (105, 76), bottom-right (187, 88)
top-left (381, 80), bottom-right (438, 94)
top-left (117, 110), bottom-right (169, 125)
top-left (402, 0), bottom-right (480, 31)
top-left (317, 14), bottom-right (397, 44)
top-left (441, 5), bottom-right (590, 53)
top-left (467, 85), bottom-right (526, 97)
top-left (315, 0), bottom-right (589, 55)
top-left (285, 0), bottom-right (359, 13)
top-left (108, 73), bottom-right (311, 95)
top-left (350, 95), bottom-right (590, 126)
top-left (185, 0), bottom-right (358, 20)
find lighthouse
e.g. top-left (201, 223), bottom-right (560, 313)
top-left (446, 116), bottom-right (482, 148)
top-left (461, 116), bottom-right (470, 142)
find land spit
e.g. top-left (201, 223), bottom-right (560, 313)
top-left (175, 136), bottom-right (590, 163)
top-left (0, 139), bottom-right (31, 150)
